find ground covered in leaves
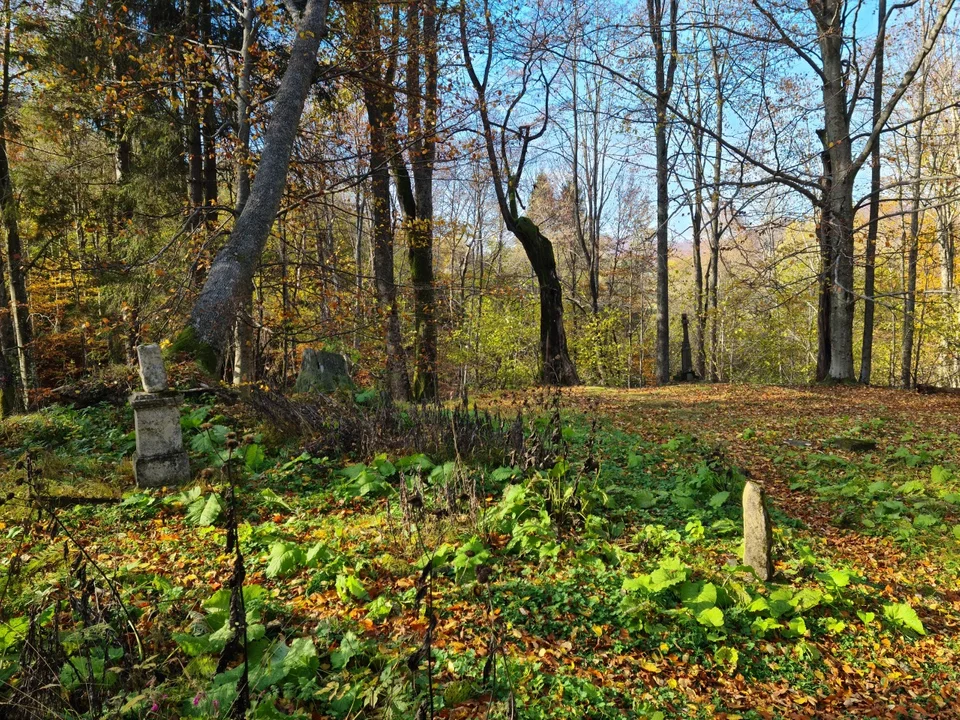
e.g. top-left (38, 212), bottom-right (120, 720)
top-left (2, 384), bottom-right (960, 719)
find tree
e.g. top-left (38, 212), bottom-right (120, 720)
top-left (175, 0), bottom-right (331, 369)
top-left (354, 0), bottom-right (411, 400)
top-left (389, 0), bottom-right (439, 400)
top-left (647, 0), bottom-right (678, 384)
top-left (458, 0), bottom-right (579, 386)
top-left (1, 0), bottom-right (32, 408)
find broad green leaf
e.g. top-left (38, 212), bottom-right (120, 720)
top-left (883, 602), bottom-right (925, 635)
top-left (708, 491), bottom-right (730, 509)
top-left (282, 637), bottom-right (318, 675)
top-left (331, 631), bottom-right (361, 669)
top-left (265, 542), bottom-right (305, 579)
top-left (259, 488), bottom-right (292, 512)
top-left (335, 574), bottom-right (368, 602)
top-left (816, 569), bottom-right (851, 588)
top-left (696, 606), bottom-right (724, 628)
top-left (186, 494), bottom-right (222, 526)
top-left (244, 444), bottom-right (268, 473)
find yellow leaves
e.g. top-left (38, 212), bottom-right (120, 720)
top-left (640, 661), bottom-right (661, 673)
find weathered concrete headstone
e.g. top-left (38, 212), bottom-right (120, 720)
top-left (742, 480), bottom-right (774, 581)
top-left (137, 343), bottom-right (169, 393)
top-left (294, 348), bottom-right (353, 394)
top-left (130, 344), bottom-right (190, 488)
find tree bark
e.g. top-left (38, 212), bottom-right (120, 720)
top-left (0, 247), bottom-right (17, 415)
top-left (201, 0), bottom-right (218, 226)
top-left (0, 2), bottom-right (31, 408)
top-left (458, 0), bottom-right (579, 386)
top-left (901, 90), bottom-right (926, 389)
top-left (648, 0), bottom-right (678, 385)
top-left (364, 88), bottom-right (411, 400)
top-left (390, 0), bottom-right (438, 401)
top-left (858, 0), bottom-right (886, 384)
top-left (232, 0), bottom-right (257, 384)
top-left (178, 0), bottom-right (330, 369)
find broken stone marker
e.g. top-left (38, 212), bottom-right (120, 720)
top-left (742, 480), bottom-right (774, 581)
top-left (137, 343), bottom-right (169, 393)
top-left (130, 344), bottom-right (190, 488)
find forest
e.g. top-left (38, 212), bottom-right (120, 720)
top-left (1, 0), bottom-right (960, 718)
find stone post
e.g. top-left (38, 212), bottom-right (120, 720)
top-left (130, 344), bottom-right (190, 487)
top-left (742, 480), bottom-right (774, 581)
top-left (679, 314), bottom-right (695, 381)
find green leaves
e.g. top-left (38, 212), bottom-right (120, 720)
top-left (335, 574), bottom-right (368, 602)
top-left (265, 541), bottom-right (331, 579)
top-left (883, 602), bottom-right (925, 636)
top-left (696, 606), bottom-right (724, 628)
top-left (815, 569), bottom-right (851, 589)
top-left (266, 542), bottom-right (305, 579)
top-left (331, 632), bottom-right (362, 669)
top-left (185, 492), bottom-right (222, 527)
top-left (623, 555), bottom-right (689, 595)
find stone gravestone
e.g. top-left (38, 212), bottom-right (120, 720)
top-left (742, 480), bottom-right (774, 581)
top-left (130, 344), bottom-right (190, 488)
top-left (674, 314), bottom-right (699, 382)
top-left (294, 348), bottom-right (353, 394)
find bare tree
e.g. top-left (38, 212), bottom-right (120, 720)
top-left (458, 0), bottom-right (579, 386)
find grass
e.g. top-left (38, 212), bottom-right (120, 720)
top-left (1, 384), bottom-right (959, 719)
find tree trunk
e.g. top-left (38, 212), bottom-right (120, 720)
top-left (514, 217), bottom-right (580, 385)
top-left (859, 0), bottom-right (886, 384)
top-left (177, 0), bottom-right (330, 370)
top-left (231, 0), bottom-right (256, 384)
top-left (648, 0), bottom-right (678, 384)
top-left (0, 6), bottom-right (31, 407)
top-left (901, 104), bottom-right (926, 389)
top-left (0, 248), bottom-right (17, 415)
top-left (817, 7), bottom-right (857, 381)
top-left (185, 0), bottom-right (204, 231)
top-left (392, 0), bottom-right (438, 401)
top-left (365, 90), bottom-right (411, 400)
top-left (200, 0), bottom-right (218, 226)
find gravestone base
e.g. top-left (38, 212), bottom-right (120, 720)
top-left (133, 450), bottom-right (191, 488)
top-left (130, 391), bottom-right (190, 488)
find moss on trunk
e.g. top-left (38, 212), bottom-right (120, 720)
top-left (169, 325), bottom-right (219, 375)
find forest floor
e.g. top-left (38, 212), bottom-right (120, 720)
top-left (1, 384), bottom-right (959, 719)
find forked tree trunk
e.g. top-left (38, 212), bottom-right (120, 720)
top-left (176, 0), bottom-right (330, 369)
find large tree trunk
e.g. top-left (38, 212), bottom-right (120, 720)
top-left (0, 7), bottom-right (31, 408)
top-left (901, 100), bottom-right (926, 389)
top-left (0, 249), bottom-right (17, 415)
top-left (817, 5), bottom-right (857, 381)
top-left (365, 90), bottom-right (411, 400)
top-left (514, 218), bottom-right (579, 385)
top-left (648, 0), bottom-right (678, 385)
top-left (185, 0), bottom-right (204, 231)
top-left (176, 0), bottom-right (330, 370)
top-left (392, 0), bottom-right (438, 401)
top-left (859, 0), bottom-right (886, 384)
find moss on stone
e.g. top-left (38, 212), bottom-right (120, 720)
top-left (168, 325), bottom-right (218, 375)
